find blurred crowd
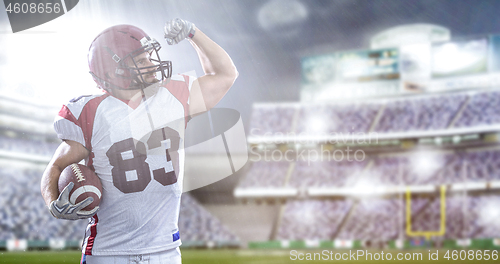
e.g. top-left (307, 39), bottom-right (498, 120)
top-left (250, 89), bottom-right (500, 136)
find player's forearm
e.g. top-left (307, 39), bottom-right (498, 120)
top-left (189, 28), bottom-right (238, 85)
top-left (41, 164), bottom-right (62, 207)
top-left (41, 140), bottom-right (89, 207)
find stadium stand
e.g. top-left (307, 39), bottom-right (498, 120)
top-left (237, 161), bottom-right (290, 188)
top-left (238, 147), bottom-right (500, 190)
top-left (276, 199), bottom-right (353, 241)
top-left (296, 103), bottom-right (379, 134)
top-left (453, 90), bottom-right (500, 128)
top-left (240, 145), bottom-right (500, 243)
top-left (268, 195), bottom-right (500, 242)
top-left (179, 194), bottom-right (239, 244)
top-left (467, 195), bottom-right (500, 239)
top-left (336, 198), bottom-right (401, 241)
top-left (288, 160), bottom-right (368, 188)
top-left (0, 135), bottom-right (59, 156)
top-left (248, 89), bottom-right (500, 139)
top-left (465, 149), bottom-right (500, 181)
top-left (0, 167), bottom-right (87, 241)
top-left (249, 105), bottom-right (296, 136)
top-left (374, 93), bottom-right (468, 132)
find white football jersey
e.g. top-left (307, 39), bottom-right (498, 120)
top-left (54, 75), bottom-right (194, 255)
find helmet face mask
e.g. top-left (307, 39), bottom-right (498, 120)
top-left (120, 37), bottom-right (172, 90)
top-left (88, 25), bottom-right (173, 92)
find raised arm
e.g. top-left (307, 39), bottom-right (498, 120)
top-left (41, 139), bottom-right (96, 220)
top-left (187, 28), bottom-right (238, 114)
top-left (164, 19), bottom-right (238, 115)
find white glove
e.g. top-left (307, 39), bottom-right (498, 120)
top-left (164, 18), bottom-right (196, 45)
top-left (49, 182), bottom-right (99, 220)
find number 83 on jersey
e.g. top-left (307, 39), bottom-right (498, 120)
top-left (106, 127), bottom-right (181, 194)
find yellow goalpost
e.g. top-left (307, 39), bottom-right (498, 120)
top-left (406, 185), bottom-right (446, 240)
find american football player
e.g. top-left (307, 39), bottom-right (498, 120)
top-left (40, 18), bottom-right (237, 263)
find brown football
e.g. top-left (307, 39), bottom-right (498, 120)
top-left (58, 163), bottom-right (102, 213)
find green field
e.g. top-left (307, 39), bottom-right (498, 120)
top-left (0, 249), bottom-right (499, 263)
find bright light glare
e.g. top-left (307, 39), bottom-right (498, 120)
top-left (410, 151), bottom-right (443, 179)
top-left (478, 199), bottom-right (500, 227)
top-left (306, 115), bottom-right (327, 133)
top-left (352, 175), bottom-right (381, 195)
top-left (0, 12), bottom-right (110, 106)
top-left (433, 42), bottom-right (486, 75)
top-left (294, 205), bottom-right (315, 224)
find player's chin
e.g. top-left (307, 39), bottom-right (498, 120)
top-left (144, 75), bottom-right (160, 83)
top-left (134, 77), bottom-right (159, 87)
top-left (149, 77), bottom-right (160, 83)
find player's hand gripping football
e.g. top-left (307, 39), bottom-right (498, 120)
top-left (164, 18), bottom-right (196, 45)
top-left (49, 182), bottom-right (98, 220)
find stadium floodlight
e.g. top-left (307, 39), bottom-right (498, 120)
top-left (306, 115), bottom-right (327, 134)
top-left (410, 151), bottom-right (442, 180)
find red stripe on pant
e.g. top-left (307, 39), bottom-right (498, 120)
top-left (85, 214), bottom-right (99, 255)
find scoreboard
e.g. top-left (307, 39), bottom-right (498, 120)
top-left (301, 35), bottom-right (500, 102)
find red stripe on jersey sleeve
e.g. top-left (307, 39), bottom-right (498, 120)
top-left (58, 105), bottom-right (79, 127)
top-left (58, 94), bottom-right (109, 151)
